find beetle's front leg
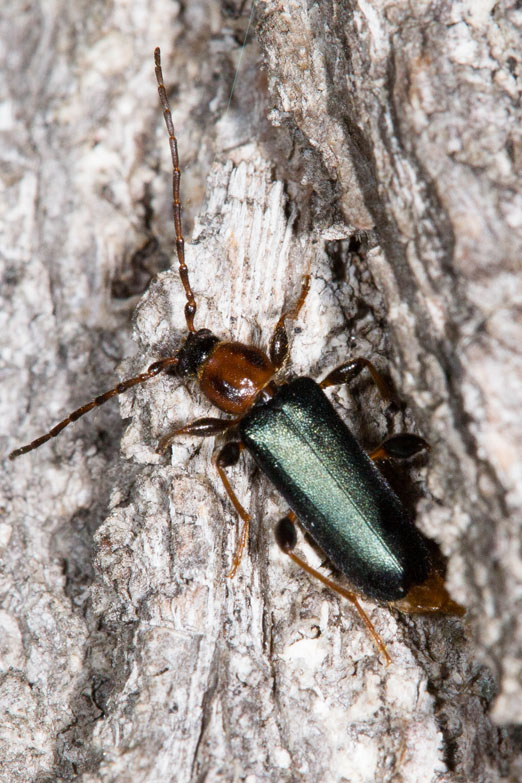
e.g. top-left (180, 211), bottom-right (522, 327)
top-left (269, 274), bottom-right (310, 371)
top-left (275, 513), bottom-right (391, 665)
top-left (214, 441), bottom-right (251, 578)
top-left (320, 357), bottom-right (394, 402)
top-left (157, 417), bottom-right (238, 454)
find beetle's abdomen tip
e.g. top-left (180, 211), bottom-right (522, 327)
top-left (393, 571), bottom-right (466, 617)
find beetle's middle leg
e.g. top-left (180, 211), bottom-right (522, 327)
top-left (214, 441), bottom-right (251, 578)
top-left (157, 421), bottom-right (250, 577)
top-left (369, 433), bottom-right (430, 461)
top-left (157, 416), bottom-right (239, 454)
top-left (320, 364), bottom-right (430, 462)
top-left (275, 512), bottom-right (391, 665)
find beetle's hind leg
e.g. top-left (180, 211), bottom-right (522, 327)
top-left (275, 513), bottom-right (391, 665)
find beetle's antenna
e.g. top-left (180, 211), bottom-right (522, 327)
top-left (8, 357), bottom-right (179, 460)
top-left (223, 0), bottom-right (256, 118)
top-left (154, 47), bottom-right (197, 333)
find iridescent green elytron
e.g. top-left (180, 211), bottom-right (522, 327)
top-left (241, 377), bottom-right (431, 602)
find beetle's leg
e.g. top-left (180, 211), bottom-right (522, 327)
top-left (214, 441), bottom-right (251, 578)
top-left (275, 513), bottom-right (391, 665)
top-left (157, 417), bottom-right (239, 454)
top-left (369, 433), bottom-right (430, 461)
top-left (320, 358), bottom-right (393, 402)
top-left (269, 274), bottom-right (311, 371)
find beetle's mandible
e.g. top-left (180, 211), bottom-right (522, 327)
top-left (9, 48), bottom-right (465, 664)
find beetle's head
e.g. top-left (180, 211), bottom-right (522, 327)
top-left (176, 328), bottom-right (220, 378)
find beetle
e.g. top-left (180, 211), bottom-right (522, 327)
top-left (9, 48), bottom-right (464, 664)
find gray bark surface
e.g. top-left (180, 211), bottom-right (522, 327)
top-left (1, 1), bottom-right (521, 782)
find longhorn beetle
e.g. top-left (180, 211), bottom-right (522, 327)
top-left (9, 48), bottom-right (465, 664)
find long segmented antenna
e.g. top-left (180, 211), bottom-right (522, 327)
top-left (154, 47), bottom-right (197, 333)
top-left (8, 357), bottom-right (179, 460)
top-left (9, 51), bottom-right (197, 460)
top-left (9, 52), bottom-right (195, 460)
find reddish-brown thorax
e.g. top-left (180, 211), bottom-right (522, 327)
top-left (199, 341), bottom-right (276, 415)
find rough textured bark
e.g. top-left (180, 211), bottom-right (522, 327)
top-left (1, 1), bottom-right (521, 782)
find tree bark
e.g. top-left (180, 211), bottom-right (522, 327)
top-left (1, 1), bottom-right (521, 782)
